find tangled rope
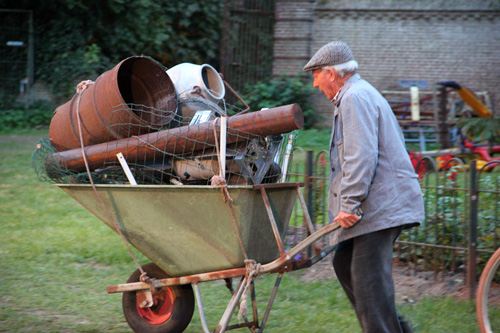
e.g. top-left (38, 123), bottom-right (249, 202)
top-left (238, 259), bottom-right (264, 320)
top-left (76, 80), bottom-right (94, 94)
top-left (210, 117), bottom-right (264, 321)
top-left (210, 175), bottom-right (233, 202)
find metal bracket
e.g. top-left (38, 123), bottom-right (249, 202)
top-left (136, 289), bottom-right (154, 308)
top-left (234, 135), bottom-right (283, 185)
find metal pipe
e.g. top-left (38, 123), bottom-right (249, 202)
top-left (260, 187), bottom-right (286, 256)
top-left (27, 10), bottom-right (34, 97)
top-left (193, 283), bottom-right (211, 333)
top-left (296, 185), bottom-right (321, 253)
top-left (258, 273), bottom-right (283, 333)
top-left (250, 281), bottom-right (259, 328)
top-left (280, 132), bottom-right (294, 183)
top-left (215, 277), bottom-right (248, 333)
top-left (222, 77), bottom-right (250, 114)
top-left (468, 160), bottom-right (478, 300)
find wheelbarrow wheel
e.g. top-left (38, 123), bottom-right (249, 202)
top-left (122, 263), bottom-right (195, 333)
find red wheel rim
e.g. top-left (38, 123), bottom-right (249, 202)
top-left (136, 288), bottom-right (175, 325)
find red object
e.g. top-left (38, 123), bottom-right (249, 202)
top-left (136, 288), bottom-right (175, 325)
top-left (463, 139), bottom-right (500, 165)
top-left (449, 171), bottom-right (457, 181)
top-left (437, 152), bottom-right (453, 171)
top-left (319, 153), bottom-right (327, 166)
top-left (409, 151), bottom-right (426, 179)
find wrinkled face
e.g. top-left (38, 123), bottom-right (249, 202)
top-left (312, 68), bottom-right (337, 100)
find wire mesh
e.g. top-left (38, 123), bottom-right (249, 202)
top-left (32, 96), bottom-right (297, 186)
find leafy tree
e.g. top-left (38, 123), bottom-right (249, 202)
top-left (2, 0), bottom-right (223, 100)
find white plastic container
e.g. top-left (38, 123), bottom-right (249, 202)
top-left (166, 63), bottom-right (225, 102)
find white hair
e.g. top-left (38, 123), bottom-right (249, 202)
top-left (323, 60), bottom-right (358, 78)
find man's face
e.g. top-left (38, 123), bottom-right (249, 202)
top-left (312, 68), bottom-right (337, 100)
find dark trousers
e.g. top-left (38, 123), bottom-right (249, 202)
top-left (332, 227), bottom-right (411, 333)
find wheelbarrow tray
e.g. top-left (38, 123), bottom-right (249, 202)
top-left (56, 184), bottom-right (296, 277)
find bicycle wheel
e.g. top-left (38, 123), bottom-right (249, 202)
top-left (477, 247), bottom-right (500, 333)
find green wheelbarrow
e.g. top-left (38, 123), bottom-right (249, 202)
top-left (57, 182), bottom-right (339, 332)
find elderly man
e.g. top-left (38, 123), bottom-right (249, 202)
top-left (303, 41), bottom-right (424, 332)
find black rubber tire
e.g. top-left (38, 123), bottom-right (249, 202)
top-left (122, 263), bottom-right (195, 333)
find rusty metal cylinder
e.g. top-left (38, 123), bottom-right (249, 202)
top-left (49, 56), bottom-right (177, 152)
top-left (49, 104), bottom-right (303, 175)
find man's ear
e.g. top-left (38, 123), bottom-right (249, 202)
top-left (326, 68), bottom-right (336, 82)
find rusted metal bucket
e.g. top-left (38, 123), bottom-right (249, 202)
top-left (49, 56), bottom-right (177, 152)
top-left (56, 184), bottom-right (297, 277)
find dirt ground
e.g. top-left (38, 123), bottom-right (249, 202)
top-left (300, 255), bottom-right (471, 303)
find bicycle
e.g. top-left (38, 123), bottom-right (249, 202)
top-left (477, 246), bottom-right (500, 333)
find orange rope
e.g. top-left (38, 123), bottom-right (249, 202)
top-left (211, 118), bottom-right (248, 261)
top-left (75, 81), bottom-right (152, 286)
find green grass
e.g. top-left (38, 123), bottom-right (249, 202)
top-left (295, 128), bottom-right (330, 152)
top-left (0, 130), bottom-right (485, 332)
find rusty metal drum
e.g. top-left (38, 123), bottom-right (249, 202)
top-left (49, 56), bottom-right (177, 152)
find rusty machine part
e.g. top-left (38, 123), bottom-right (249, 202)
top-left (47, 104), bottom-right (303, 176)
top-left (49, 56), bottom-right (178, 152)
top-left (171, 136), bottom-right (283, 185)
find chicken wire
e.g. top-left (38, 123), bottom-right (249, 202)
top-left (32, 97), bottom-right (297, 186)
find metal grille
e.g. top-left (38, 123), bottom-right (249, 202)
top-left (0, 9), bottom-right (34, 107)
top-left (220, 0), bottom-right (275, 99)
top-left (286, 150), bottom-right (500, 299)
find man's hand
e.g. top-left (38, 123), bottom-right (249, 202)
top-left (334, 211), bottom-right (361, 228)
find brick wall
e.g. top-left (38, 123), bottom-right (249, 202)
top-left (273, 0), bottom-right (315, 77)
top-left (274, 0), bottom-right (500, 124)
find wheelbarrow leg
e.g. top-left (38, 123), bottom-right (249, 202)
top-left (193, 282), bottom-right (211, 333)
top-left (250, 280), bottom-right (259, 330)
top-left (224, 278), bottom-right (234, 295)
top-left (215, 277), bottom-right (248, 333)
top-left (258, 272), bottom-right (284, 333)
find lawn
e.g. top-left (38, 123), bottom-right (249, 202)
top-left (0, 130), bottom-right (482, 332)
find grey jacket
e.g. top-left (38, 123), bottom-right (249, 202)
top-left (328, 74), bottom-right (424, 245)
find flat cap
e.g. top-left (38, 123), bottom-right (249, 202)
top-left (303, 41), bottom-right (354, 71)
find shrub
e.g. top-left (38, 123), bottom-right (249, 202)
top-left (0, 100), bottom-right (55, 131)
top-left (242, 74), bottom-right (319, 129)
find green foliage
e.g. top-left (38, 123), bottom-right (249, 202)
top-left (0, 101), bottom-right (55, 132)
top-left (242, 74), bottom-right (320, 129)
top-left (396, 166), bottom-right (500, 275)
top-left (458, 117), bottom-right (500, 146)
top-left (3, 0), bottom-right (223, 100)
top-left (0, 93), bottom-right (19, 110)
top-left (295, 128), bottom-right (331, 151)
